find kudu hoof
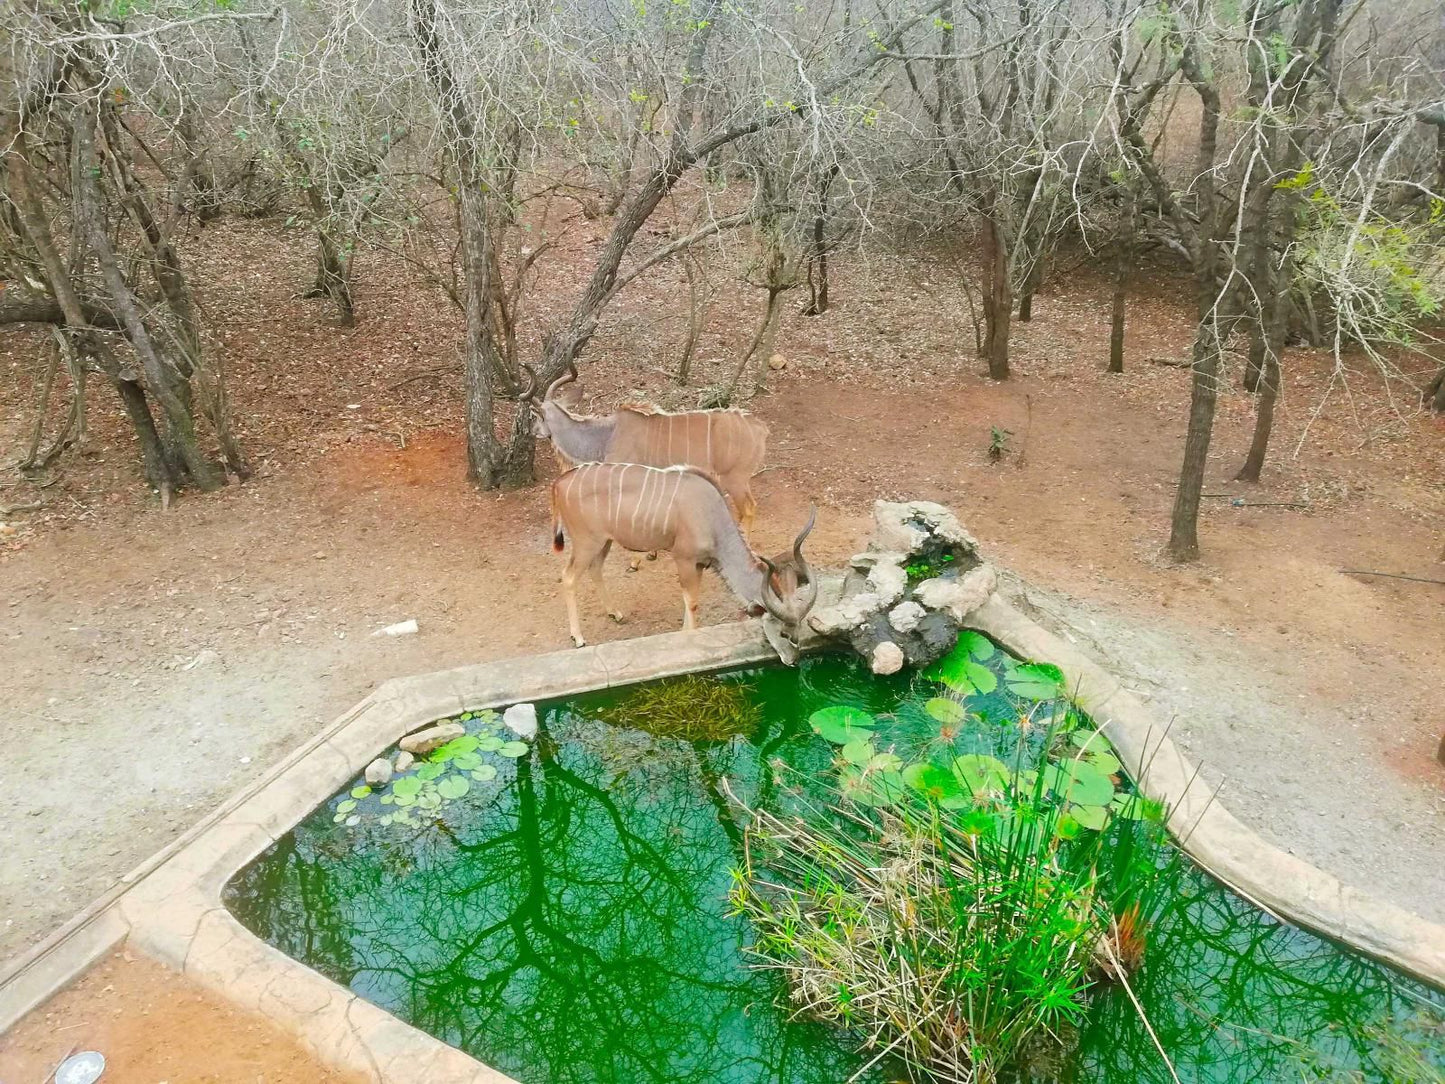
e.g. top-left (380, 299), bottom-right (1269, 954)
top-left (571, 636), bottom-right (587, 648)
top-left (608, 612), bottom-right (627, 624)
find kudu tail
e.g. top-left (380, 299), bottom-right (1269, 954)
top-left (550, 489), bottom-right (565, 554)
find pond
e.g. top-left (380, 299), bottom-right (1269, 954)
top-left (224, 641), bottom-right (1445, 1084)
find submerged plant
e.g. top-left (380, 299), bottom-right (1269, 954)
top-left (731, 773), bottom-right (1174, 1084)
top-left (750, 631), bottom-right (1181, 1082)
top-left (597, 674), bottom-right (761, 743)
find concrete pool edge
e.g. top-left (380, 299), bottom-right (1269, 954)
top-left (2, 600), bottom-right (1442, 1080)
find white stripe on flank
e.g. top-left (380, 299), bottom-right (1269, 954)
top-left (645, 467), bottom-right (665, 539)
top-left (661, 471), bottom-right (680, 536)
top-left (631, 468), bottom-right (650, 537)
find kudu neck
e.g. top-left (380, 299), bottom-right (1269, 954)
top-left (711, 515), bottom-right (766, 606)
top-left (543, 402), bottom-right (613, 463)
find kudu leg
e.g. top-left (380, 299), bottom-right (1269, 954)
top-left (561, 536), bottom-right (607, 648)
top-left (675, 557), bottom-right (704, 631)
top-left (590, 542), bottom-right (624, 623)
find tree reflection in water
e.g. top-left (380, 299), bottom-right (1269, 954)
top-left (227, 693), bottom-right (872, 1084)
top-left (227, 657), bottom-right (1444, 1084)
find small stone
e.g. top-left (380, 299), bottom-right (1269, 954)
top-left (364, 758), bottom-right (393, 787)
top-left (183, 648), bottom-right (221, 671)
top-left (888, 600), bottom-right (927, 634)
top-left (870, 641), bottom-right (905, 675)
top-left (767, 352), bottom-right (787, 371)
top-left (399, 722), bottom-right (464, 756)
top-left (503, 703), bottom-right (538, 740)
top-left (393, 751), bottom-right (415, 773)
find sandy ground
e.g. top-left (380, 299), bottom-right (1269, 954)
top-left (1, 220), bottom-right (1442, 976)
top-left (0, 950), bottom-right (368, 1082)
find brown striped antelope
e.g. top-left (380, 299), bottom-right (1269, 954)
top-left (522, 363), bottom-right (768, 530)
top-left (549, 462), bottom-right (817, 648)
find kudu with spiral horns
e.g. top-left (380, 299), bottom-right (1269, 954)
top-left (522, 363), bottom-right (768, 530)
top-left (549, 461), bottom-right (817, 647)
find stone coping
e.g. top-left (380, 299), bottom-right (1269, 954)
top-left (2, 600), bottom-right (1441, 1081)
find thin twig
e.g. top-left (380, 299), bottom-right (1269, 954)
top-left (1339, 569), bottom-right (1445, 586)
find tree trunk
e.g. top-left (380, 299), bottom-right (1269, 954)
top-left (74, 101), bottom-right (223, 491)
top-left (1167, 314), bottom-right (1222, 562)
top-left (458, 181), bottom-right (505, 487)
top-left (1108, 184), bottom-right (1133, 374)
top-left (724, 288), bottom-right (782, 402)
top-left (801, 164), bottom-right (838, 317)
top-left (1017, 256), bottom-right (1043, 322)
top-left (6, 122), bottom-right (184, 493)
top-left (311, 229), bottom-right (356, 326)
top-left (677, 254), bottom-right (705, 385)
top-left (980, 214), bottom-right (1012, 380)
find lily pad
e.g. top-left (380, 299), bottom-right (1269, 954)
top-left (498, 740), bottom-right (530, 758)
top-left (392, 776), bottom-right (422, 798)
top-left (1007, 662), bottom-right (1065, 702)
top-left (951, 754), bottom-right (1009, 797)
top-left (344, 814), bottom-right (361, 827)
top-left (437, 734), bottom-right (480, 757)
top-left (350, 785), bottom-right (372, 800)
top-left (452, 752), bottom-right (483, 771)
top-left (924, 697), bottom-right (968, 726)
top-left (1043, 760), bottom-right (1115, 807)
top-left (925, 645), bottom-right (998, 696)
top-left (841, 738), bottom-right (875, 765)
top-left (1084, 749), bottom-right (1122, 775)
top-left (1069, 803), bottom-right (1109, 831)
top-left (392, 791), bottom-right (416, 807)
top-left (809, 706), bottom-right (875, 745)
top-left (336, 798), bottom-right (357, 814)
top-left (903, 762), bottom-right (969, 808)
top-left (477, 735), bottom-right (505, 752)
top-left (470, 764), bottom-right (499, 783)
top-left (416, 761), bottom-right (445, 781)
top-left (958, 630), bottom-right (996, 662)
top-left (437, 774), bottom-right (471, 800)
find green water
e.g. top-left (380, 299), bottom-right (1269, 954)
top-left (225, 649), bottom-right (1444, 1084)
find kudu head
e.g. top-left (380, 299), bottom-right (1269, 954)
top-left (755, 506), bottom-right (820, 644)
top-left (520, 362), bottom-right (583, 439)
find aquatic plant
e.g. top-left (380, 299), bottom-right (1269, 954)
top-left (330, 709), bottom-right (529, 829)
top-left (596, 673), bottom-right (761, 743)
top-left (731, 769), bottom-right (1176, 1084)
top-left (749, 632), bottom-right (1182, 1082)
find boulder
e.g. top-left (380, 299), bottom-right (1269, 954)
top-left (872, 500), bottom-right (979, 556)
top-left (870, 641), bottom-right (905, 675)
top-left (399, 722), bottom-right (464, 756)
top-left (915, 565), bottom-right (997, 622)
top-left (503, 703), bottom-right (538, 740)
top-left (364, 758), bottom-right (393, 787)
top-left (394, 751), bottom-right (415, 773)
top-left (888, 600), bottom-right (927, 634)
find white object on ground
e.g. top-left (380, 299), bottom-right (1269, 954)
top-left (56, 1051), bottom-right (106, 1084)
top-left (372, 619), bottom-right (419, 638)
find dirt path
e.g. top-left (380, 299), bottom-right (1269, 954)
top-left (1, 233), bottom-right (1442, 968)
top-left (0, 950), bottom-right (368, 1082)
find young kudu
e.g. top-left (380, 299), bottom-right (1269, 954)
top-left (523, 363), bottom-right (768, 529)
top-left (549, 462), bottom-right (817, 648)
